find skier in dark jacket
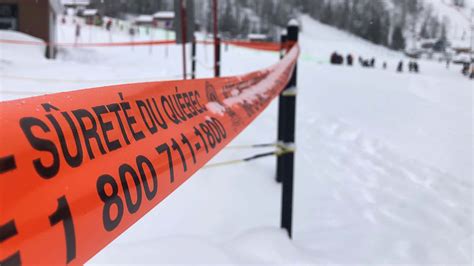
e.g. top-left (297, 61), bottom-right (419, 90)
top-left (462, 63), bottom-right (469, 76)
top-left (337, 54), bottom-right (344, 65)
top-left (347, 54), bottom-right (353, 66)
top-left (106, 20), bottom-right (112, 31)
top-left (330, 52), bottom-right (344, 65)
top-left (370, 58), bottom-right (375, 67)
top-left (330, 52), bottom-right (338, 64)
top-left (414, 62), bottom-right (419, 73)
top-left (410, 62), bottom-right (414, 72)
top-left (397, 61), bottom-right (404, 73)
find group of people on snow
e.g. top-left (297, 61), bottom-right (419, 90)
top-left (328, 51), bottom-right (474, 79)
top-left (461, 63), bottom-right (474, 79)
top-left (397, 61), bottom-right (420, 73)
top-left (358, 56), bottom-right (376, 68)
top-left (330, 52), bottom-right (345, 65)
top-left (447, 59), bottom-right (474, 79)
top-left (331, 52), bottom-right (376, 67)
top-left (330, 51), bottom-right (420, 73)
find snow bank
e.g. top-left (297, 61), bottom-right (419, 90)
top-left (0, 30), bottom-right (46, 62)
top-left (90, 228), bottom-right (317, 265)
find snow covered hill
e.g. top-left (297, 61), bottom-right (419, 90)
top-left (1, 14), bottom-right (472, 265)
top-left (427, 0), bottom-right (473, 42)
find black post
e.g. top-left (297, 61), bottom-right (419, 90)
top-left (276, 31), bottom-right (288, 183)
top-left (279, 31), bottom-right (287, 60)
top-left (215, 37), bottom-right (221, 77)
top-left (279, 21), bottom-right (298, 238)
top-left (179, 0), bottom-right (187, 80)
top-left (212, 0), bottom-right (218, 77)
top-left (191, 36), bottom-right (197, 79)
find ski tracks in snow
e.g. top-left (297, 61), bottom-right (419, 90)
top-left (294, 114), bottom-right (472, 264)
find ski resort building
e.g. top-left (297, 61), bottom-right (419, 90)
top-left (134, 15), bottom-right (154, 27)
top-left (0, 0), bottom-right (62, 59)
top-left (78, 8), bottom-right (100, 25)
top-left (61, 0), bottom-right (89, 14)
top-left (153, 11), bottom-right (174, 29)
top-left (248, 33), bottom-right (270, 42)
top-left (61, 0), bottom-right (89, 9)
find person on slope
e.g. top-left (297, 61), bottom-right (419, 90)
top-left (414, 61), bottom-right (419, 73)
top-left (75, 24), bottom-right (81, 44)
top-left (347, 54), bottom-right (354, 66)
top-left (330, 52), bottom-right (338, 64)
top-left (397, 61), bottom-right (404, 73)
top-left (330, 52), bottom-right (344, 65)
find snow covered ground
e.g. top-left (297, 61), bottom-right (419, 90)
top-left (1, 15), bottom-right (472, 265)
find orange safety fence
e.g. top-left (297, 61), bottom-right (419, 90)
top-left (223, 40), bottom-right (281, 52)
top-left (197, 39), bottom-right (282, 52)
top-left (0, 39), bottom-right (175, 47)
top-left (0, 44), bottom-right (299, 265)
top-left (1, 38), bottom-right (282, 51)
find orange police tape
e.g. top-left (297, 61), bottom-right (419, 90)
top-left (197, 39), bottom-right (281, 52)
top-left (0, 44), bottom-right (299, 265)
top-left (0, 38), bottom-right (280, 51)
top-left (0, 39), bottom-right (175, 47)
top-left (223, 40), bottom-right (281, 52)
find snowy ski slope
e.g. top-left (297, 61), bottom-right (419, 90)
top-left (428, 0), bottom-right (473, 41)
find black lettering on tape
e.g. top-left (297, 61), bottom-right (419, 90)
top-left (136, 100), bottom-right (158, 135)
top-left (107, 103), bottom-right (131, 146)
top-left (170, 95), bottom-right (187, 122)
top-left (47, 112), bottom-right (83, 168)
top-left (0, 221), bottom-right (21, 265)
top-left (0, 251), bottom-right (21, 266)
top-left (156, 143), bottom-right (174, 183)
top-left (120, 102), bottom-right (145, 142)
top-left (161, 96), bottom-right (180, 125)
top-left (136, 155), bottom-right (158, 200)
top-left (48, 196), bottom-right (76, 263)
top-left (20, 117), bottom-right (60, 179)
top-left (97, 174), bottom-right (124, 232)
top-left (72, 109), bottom-right (107, 160)
top-left (146, 98), bottom-right (168, 130)
top-left (93, 106), bottom-right (122, 152)
top-left (0, 220), bottom-right (18, 243)
top-left (119, 164), bottom-right (143, 214)
top-left (41, 103), bottom-right (60, 112)
top-left (0, 155), bottom-right (16, 174)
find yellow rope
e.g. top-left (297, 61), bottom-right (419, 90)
top-left (203, 143), bottom-right (295, 169)
top-left (202, 159), bottom-right (245, 169)
top-left (224, 143), bottom-right (278, 150)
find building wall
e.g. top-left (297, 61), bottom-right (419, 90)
top-left (155, 19), bottom-right (173, 30)
top-left (1, 0), bottom-right (49, 40)
top-left (0, 0), bottom-right (56, 58)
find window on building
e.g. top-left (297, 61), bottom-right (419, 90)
top-left (0, 4), bottom-right (18, 30)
